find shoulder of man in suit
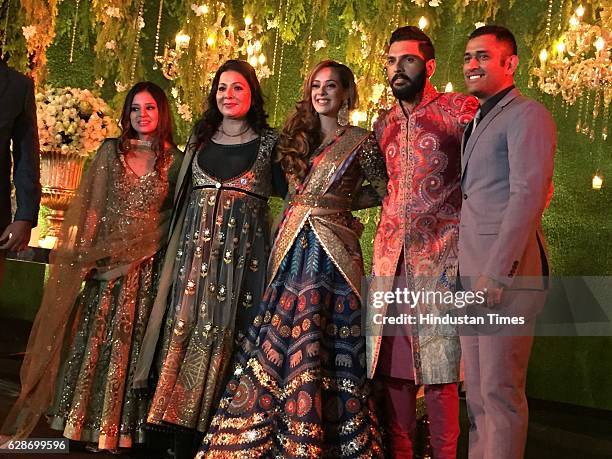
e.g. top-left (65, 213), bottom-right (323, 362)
top-left (2, 65), bottom-right (31, 85)
top-left (507, 94), bottom-right (552, 117)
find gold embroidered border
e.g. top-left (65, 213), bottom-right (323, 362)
top-left (309, 217), bottom-right (362, 301)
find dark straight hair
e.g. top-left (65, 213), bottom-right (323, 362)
top-left (469, 25), bottom-right (518, 56)
top-left (389, 26), bottom-right (435, 60)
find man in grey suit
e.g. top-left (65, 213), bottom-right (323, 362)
top-left (0, 58), bottom-right (41, 280)
top-left (459, 25), bottom-right (556, 458)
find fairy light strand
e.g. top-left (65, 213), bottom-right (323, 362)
top-left (392, 0), bottom-right (402, 28)
top-left (1, 0), bottom-right (12, 59)
top-left (129, 0), bottom-right (146, 85)
top-left (153, 0), bottom-right (164, 69)
top-left (304, 0), bottom-right (317, 71)
top-left (270, 0), bottom-right (283, 79)
top-left (273, 0), bottom-right (290, 126)
top-left (69, 0), bottom-right (81, 63)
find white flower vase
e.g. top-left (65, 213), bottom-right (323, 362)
top-left (40, 150), bottom-right (87, 245)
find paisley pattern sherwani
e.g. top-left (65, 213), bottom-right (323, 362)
top-left (366, 81), bottom-right (478, 384)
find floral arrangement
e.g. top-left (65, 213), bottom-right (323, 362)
top-left (36, 87), bottom-right (120, 157)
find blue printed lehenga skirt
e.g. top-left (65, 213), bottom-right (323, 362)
top-left (197, 225), bottom-right (382, 458)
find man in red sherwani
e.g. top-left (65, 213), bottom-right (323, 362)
top-left (366, 26), bottom-right (478, 458)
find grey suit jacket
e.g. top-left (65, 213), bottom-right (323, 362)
top-left (459, 88), bottom-right (556, 293)
top-left (0, 62), bottom-right (41, 231)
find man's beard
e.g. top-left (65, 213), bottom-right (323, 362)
top-left (390, 70), bottom-right (427, 102)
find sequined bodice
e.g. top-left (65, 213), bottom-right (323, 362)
top-left (106, 152), bottom-right (170, 232)
top-left (191, 129), bottom-right (277, 198)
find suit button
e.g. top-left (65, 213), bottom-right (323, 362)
top-left (463, 193), bottom-right (468, 200)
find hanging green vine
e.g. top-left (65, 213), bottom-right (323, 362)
top-left (0, 0), bottom-right (29, 72)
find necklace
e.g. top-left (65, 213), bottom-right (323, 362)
top-left (129, 139), bottom-right (154, 149)
top-left (219, 123), bottom-right (250, 138)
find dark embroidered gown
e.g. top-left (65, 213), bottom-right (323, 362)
top-left (147, 130), bottom-right (285, 433)
top-left (198, 127), bottom-right (387, 458)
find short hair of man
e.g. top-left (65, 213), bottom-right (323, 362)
top-left (469, 25), bottom-right (518, 56)
top-left (389, 26), bottom-right (435, 61)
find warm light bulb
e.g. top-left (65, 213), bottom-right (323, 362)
top-left (244, 15), bottom-right (253, 26)
top-left (576, 5), bottom-right (585, 17)
top-left (594, 37), bottom-right (605, 52)
top-left (351, 110), bottom-right (367, 126)
top-left (201, 5), bottom-right (209, 14)
top-left (175, 31), bottom-right (190, 49)
top-left (569, 15), bottom-right (579, 27)
top-left (258, 54), bottom-right (266, 65)
top-left (556, 42), bottom-right (565, 54)
top-left (444, 82), bottom-right (453, 93)
top-left (592, 173), bottom-right (603, 190)
top-left (246, 45), bottom-right (254, 55)
top-left (248, 56), bottom-right (258, 66)
top-left (206, 36), bottom-right (215, 46)
top-left (418, 16), bottom-right (428, 30)
top-left (227, 25), bottom-right (234, 32)
top-left (254, 40), bottom-right (262, 52)
top-left (539, 48), bottom-right (548, 63)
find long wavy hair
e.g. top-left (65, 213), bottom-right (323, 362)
top-left (192, 60), bottom-right (269, 149)
top-left (277, 60), bottom-right (358, 183)
top-left (118, 81), bottom-right (175, 171)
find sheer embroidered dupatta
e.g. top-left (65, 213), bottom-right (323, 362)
top-left (1, 140), bottom-right (170, 442)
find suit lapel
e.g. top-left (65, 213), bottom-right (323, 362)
top-left (461, 88), bottom-right (520, 176)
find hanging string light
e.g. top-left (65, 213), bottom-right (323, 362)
top-left (1, 0), bottom-right (12, 60)
top-left (303, 0), bottom-right (318, 72)
top-left (153, 0), bottom-right (164, 70)
top-left (273, 0), bottom-right (290, 126)
top-left (68, 0), bottom-right (80, 63)
top-left (129, 0), bottom-right (146, 85)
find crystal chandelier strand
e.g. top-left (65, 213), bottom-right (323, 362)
top-left (582, 91), bottom-right (591, 136)
top-left (545, 0), bottom-right (554, 38)
top-left (576, 94), bottom-right (584, 133)
top-left (556, 0), bottom-right (566, 31)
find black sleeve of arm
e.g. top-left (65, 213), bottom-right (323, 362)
top-left (271, 160), bottom-right (288, 199)
top-left (12, 76), bottom-right (41, 225)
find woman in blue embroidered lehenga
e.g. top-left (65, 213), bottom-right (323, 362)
top-left (198, 60), bottom-right (388, 458)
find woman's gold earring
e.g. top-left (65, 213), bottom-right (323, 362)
top-left (338, 100), bottom-right (349, 126)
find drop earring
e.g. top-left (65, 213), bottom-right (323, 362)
top-left (338, 100), bottom-right (349, 126)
